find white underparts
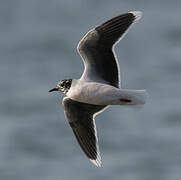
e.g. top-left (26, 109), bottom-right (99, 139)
top-left (66, 79), bottom-right (147, 106)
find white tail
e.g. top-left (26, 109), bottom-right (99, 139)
top-left (118, 89), bottom-right (148, 105)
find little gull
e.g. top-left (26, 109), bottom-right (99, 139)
top-left (49, 11), bottom-right (147, 167)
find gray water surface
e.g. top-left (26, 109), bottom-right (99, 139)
top-left (1, 0), bottom-right (181, 180)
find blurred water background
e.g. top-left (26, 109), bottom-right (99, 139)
top-left (1, 0), bottom-right (181, 179)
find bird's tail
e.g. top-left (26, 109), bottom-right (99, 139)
top-left (119, 89), bottom-right (148, 106)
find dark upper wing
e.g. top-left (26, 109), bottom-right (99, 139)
top-left (77, 11), bottom-right (142, 88)
top-left (62, 97), bottom-right (106, 167)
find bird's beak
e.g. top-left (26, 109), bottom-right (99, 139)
top-left (49, 87), bottom-right (59, 92)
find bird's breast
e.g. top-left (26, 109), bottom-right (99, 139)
top-left (66, 80), bottom-right (147, 105)
top-left (66, 81), bottom-right (121, 105)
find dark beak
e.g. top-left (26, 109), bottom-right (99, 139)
top-left (49, 87), bottom-right (59, 92)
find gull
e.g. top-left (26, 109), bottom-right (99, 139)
top-left (49, 11), bottom-right (147, 167)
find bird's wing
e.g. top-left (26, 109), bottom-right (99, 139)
top-left (62, 97), bottom-right (106, 167)
top-left (77, 11), bottom-right (142, 88)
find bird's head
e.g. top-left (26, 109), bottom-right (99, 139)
top-left (49, 79), bottom-right (72, 94)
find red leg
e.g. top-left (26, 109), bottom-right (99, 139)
top-left (120, 98), bottom-right (132, 103)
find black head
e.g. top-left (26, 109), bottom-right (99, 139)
top-left (49, 79), bottom-right (72, 94)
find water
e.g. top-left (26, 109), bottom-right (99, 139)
top-left (1, 0), bottom-right (181, 179)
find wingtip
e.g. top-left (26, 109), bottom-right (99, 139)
top-left (89, 151), bottom-right (102, 167)
top-left (90, 158), bottom-right (102, 167)
top-left (129, 11), bottom-right (142, 21)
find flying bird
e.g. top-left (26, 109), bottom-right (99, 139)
top-left (49, 11), bottom-right (147, 167)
